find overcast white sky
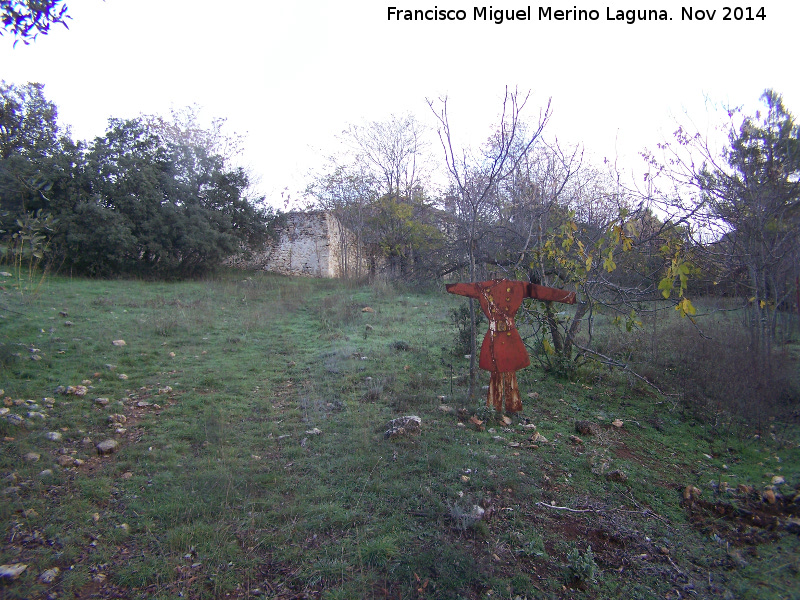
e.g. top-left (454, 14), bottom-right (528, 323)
top-left (3, 0), bottom-right (798, 207)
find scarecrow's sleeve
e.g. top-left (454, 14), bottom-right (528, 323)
top-left (527, 283), bottom-right (577, 305)
top-left (445, 282), bottom-right (480, 299)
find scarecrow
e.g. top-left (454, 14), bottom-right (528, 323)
top-left (446, 279), bottom-right (576, 412)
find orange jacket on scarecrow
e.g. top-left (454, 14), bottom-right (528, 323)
top-left (446, 279), bottom-right (576, 373)
top-left (446, 279), bottom-right (576, 413)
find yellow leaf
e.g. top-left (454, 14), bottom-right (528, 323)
top-left (603, 252), bottom-right (616, 272)
top-left (675, 298), bottom-right (696, 317)
top-left (543, 338), bottom-right (555, 355)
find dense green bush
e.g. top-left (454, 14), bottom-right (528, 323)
top-left (0, 81), bottom-right (278, 278)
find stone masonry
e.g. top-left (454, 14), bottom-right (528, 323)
top-left (234, 211), bottom-right (365, 278)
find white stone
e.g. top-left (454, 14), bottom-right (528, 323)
top-left (0, 563), bottom-right (27, 580)
top-left (39, 567), bottom-right (60, 583)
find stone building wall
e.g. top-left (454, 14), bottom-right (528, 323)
top-left (267, 212), bottom-right (335, 277)
top-left (232, 211), bottom-right (367, 278)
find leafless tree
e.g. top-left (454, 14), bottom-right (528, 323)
top-left (428, 87), bottom-right (552, 398)
top-left (140, 104), bottom-right (245, 169)
top-left (341, 113), bottom-right (428, 200)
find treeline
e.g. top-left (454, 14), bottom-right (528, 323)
top-left (0, 81), bottom-right (279, 278)
top-left (307, 90), bottom-right (799, 321)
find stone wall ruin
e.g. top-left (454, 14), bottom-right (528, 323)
top-left (232, 211), bottom-right (366, 278)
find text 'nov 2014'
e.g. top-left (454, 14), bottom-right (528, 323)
top-left (386, 6), bottom-right (767, 25)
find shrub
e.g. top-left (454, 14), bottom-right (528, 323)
top-left (449, 303), bottom-right (484, 356)
top-left (565, 544), bottom-right (598, 585)
top-left (627, 306), bottom-right (799, 429)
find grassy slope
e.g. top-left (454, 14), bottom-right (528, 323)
top-left (0, 272), bottom-right (798, 599)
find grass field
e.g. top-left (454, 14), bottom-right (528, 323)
top-left (1, 272), bottom-right (799, 599)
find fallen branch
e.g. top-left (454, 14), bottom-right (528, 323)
top-left (536, 502), bottom-right (596, 513)
top-left (535, 501), bottom-right (668, 522)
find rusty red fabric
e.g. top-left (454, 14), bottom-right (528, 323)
top-left (446, 278), bottom-right (576, 412)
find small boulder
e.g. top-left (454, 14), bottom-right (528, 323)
top-left (4, 414), bottom-right (24, 426)
top-left (0, 563), bottom-right (27, 580)
top-left (530, 432), bottom-right (548, 443)
top-left (57, 455), bottom-right (75, 467)
top-left (39, 567), bottom-right (60, 584)
top-left (96, 439), bottom-right (120, 455)
top-left (575, 421), bottom-right (600, 435)
top-left (385, 415), bottom-right (422, 439)
top-left (112, 340), bottom-right (127, 346)
top-left (607, 469), bottom-right (628, 483)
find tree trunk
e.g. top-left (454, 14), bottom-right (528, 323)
top-left (563, 300), bottom-right (589, 359)
top-left (544, 302), bottom-right (564, 354)
top-left (467, 234), bottom-right (478, 400)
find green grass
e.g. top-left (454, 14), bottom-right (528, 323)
top-left (1, 271), bottom-right (798, 599)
